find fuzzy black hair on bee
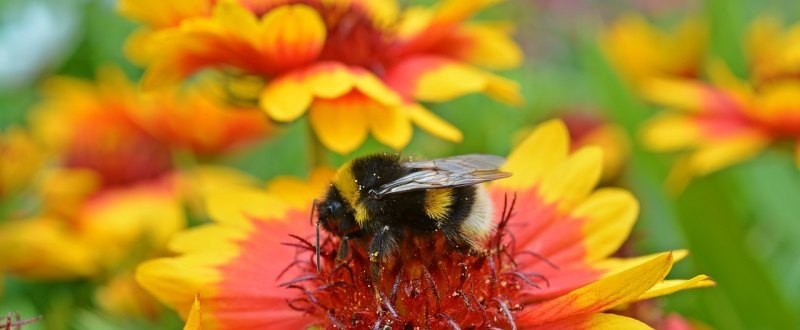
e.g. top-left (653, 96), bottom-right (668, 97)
top-left (314, 153), bottom-right (511, 280)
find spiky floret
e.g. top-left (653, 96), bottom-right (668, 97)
top-left (283, 195), bottom-right (551, 329)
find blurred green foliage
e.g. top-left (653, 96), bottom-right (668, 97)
top-left (2, 0), bottom-right (800, 329)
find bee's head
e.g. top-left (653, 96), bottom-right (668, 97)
top-left (317, 186), bottom-right (357, 236)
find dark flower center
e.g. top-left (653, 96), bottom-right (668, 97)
top-left (313, 2), bottom-right (391, 75)
top-left (281, 196), bottom-right (550, 329)
top-left (63, 112), bottom-right (173, 188)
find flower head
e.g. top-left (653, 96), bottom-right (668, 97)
top-left (747, 16), bottom-right (800, 85)
top-left (120, 0), bottom-right (523, 153)
top-left (0, 67), bottom-right (268, 318)
top-left (137, 120), bottom-right (712, 329)
top-left (641, 63), bottom-right (800, 189)
top-left (601, 13), bottom-right (707, 90)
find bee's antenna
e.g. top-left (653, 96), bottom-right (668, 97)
top-left (312, 199), bottom-right (321, 273)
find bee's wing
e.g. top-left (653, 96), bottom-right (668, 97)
top-left (371, 154), bottom-right (511, 198)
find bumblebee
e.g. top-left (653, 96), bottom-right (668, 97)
top-left (315, 153), bottom-right (511, 278)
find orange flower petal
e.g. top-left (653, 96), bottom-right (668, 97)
top-left (517, 253), bottom-right (673, 325)
top-left (258, 4), bottom-right (326, 68)
top-left (137, 205), bottom-right (314, 328)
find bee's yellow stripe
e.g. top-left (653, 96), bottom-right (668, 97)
top-left (424, 188), bottom-right (453, 221)
top-left (332, 161), bottom-right (368, 224)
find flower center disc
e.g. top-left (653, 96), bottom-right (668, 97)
top-left (283, 204), bottom-right (543, 329)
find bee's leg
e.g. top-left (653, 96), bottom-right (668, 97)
top-left (336, 230), bottom-right (364, 262)
top-left (368, 226), bottom-right (399, 312)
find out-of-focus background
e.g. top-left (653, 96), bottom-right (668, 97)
top-left (2, 0), bottom-right (800, 329)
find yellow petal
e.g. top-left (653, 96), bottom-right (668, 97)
top-left (205, 187), bottom-right (288, 228)
top-left (264, 167), bottom-right (334, 208)
top-left (483, 73), bottom-right (524, 106)
top-left (519, 253), bottom-right (673, 324)
top-left (260, 76), bottom-right (312, 122)
top-left (642, 79), bottom-right (706, 112)
top-left (365, 104), bottom-right (413, 150)
top-left (454, 22), bottom-right (522, 69)
top-left (406, 104), bottom-right (463, 142)
top-left (213, 0), bottom-right (260, 44)
top-left (304, 63), bottom-right (356, 99)
top-left (168, 225), bottom-right (246, 258)
top-left (574, 188), bottom-right (639, 262)
top-left (640, 114), bottom-right (703, 151)
top-left (184, 294), bottom-right (203, 330)
top-left (529, 313), bottom-right (653, 330)
top-left (309, 96), bottom-right (369, 154)
top-left (539, 146), bottom-right (604, 211)
top-left (635, 275), bottom-right (716, 301)
top-left (135, 258), bottom-right (218, 320)
top-left (596, 250), bottom-right (688, 276)
top-left (689, 133), bottom-right (769, 176)
top-left (496, 119), bottom-right (569, 190)
top-left (414, 60), bottom-right (487, 102)
top-left (258, 4), bottom-right (326, 65)
top-left (353, 70), bottom-right (403, 106)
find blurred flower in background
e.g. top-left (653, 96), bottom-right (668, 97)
top-left (601, 13), bottom-right (707, 92)
top-left (119, 0), bottom-right (522, 153)
top-left (136, 120), bottom-right (711, 329)
top-left (0, 66), bottom-right (273, 320)
top-left (747, 16), bottom-right (800, 86)
top-left (640, 17), bottom-right (800, 190)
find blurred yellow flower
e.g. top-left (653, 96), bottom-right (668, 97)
top-left (0, 67), bottom-right (271, 316)
top-left (120, 0), bottom-right (523, 153)
top-left (136, 120), bottom-right (711, 329)
top-left (0, 128), bottom-right (46, 200)
top-left (641, 64), bottom-right (800, 190)
top-left (602, 13), bottom-right (707, 90)
top-left (31, 67), bottom-right (271, 168)
top-left (746, 16), bottom-right (800, 86)
top-left (95, 274), bottom-right (162, 320)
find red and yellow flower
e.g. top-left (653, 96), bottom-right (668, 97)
top-left (641, 64), bottom-right (800, 190)
top-left (746, 16), bottom-right (800, 85)
top-left (136, 120), bottom-right (712, 329)
top-left (0, 68), bottom-right (270, 318)
top-left (0, 128), bottom-right (46, 200)
top-left (601, 13), bottom-right (707, 91)
top-left (120, 0), bottom-right (523, 153)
